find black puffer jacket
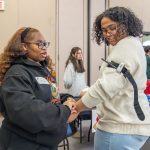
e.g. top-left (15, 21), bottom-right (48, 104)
top-left (0, 57), bottom-right (70, 150)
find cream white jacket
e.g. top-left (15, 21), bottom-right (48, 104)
top-left (63, 62), bottom-right (87, 96)
top-left (82, 36), bottom-right (150, 136)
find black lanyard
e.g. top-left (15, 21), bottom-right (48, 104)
top-left (101, 58), bottom-right (145, 121)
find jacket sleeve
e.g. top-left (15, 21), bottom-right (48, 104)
top-left (2, 74), bottom-right (71, 134)
top-left (82, 67), bottom-right (128, 108)
top-left (63, 63), bottom-right (75, 89)
top-left (82, 42), bottom-right (140, 108)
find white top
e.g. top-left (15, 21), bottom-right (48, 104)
top-left (63, 62), bottom-right (88, 97)
top-left (82, 36), bottom-right (150, 136)
top-left (143, 40), bottom-right (150, 46)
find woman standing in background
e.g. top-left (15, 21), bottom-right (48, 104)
top-left (63, 47), bottom-right (88, 97)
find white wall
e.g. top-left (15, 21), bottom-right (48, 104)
top-left (0, 0), bottom-right (56, 60)
top-left (57, 0), bottom-right (107, 91)
top-left (57, 0), bottom-right (88, 92)
top-left (1, 0), bottom-right (150, 89)
top-left (109, 0), bottom-right (150, 31)
top-left (89, 0), bottom-right (105, 85)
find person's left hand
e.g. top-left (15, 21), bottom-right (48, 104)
top-left (63, 97), bottom-right (76, 110)
top-left (67, 109), bottom-right (79, 123)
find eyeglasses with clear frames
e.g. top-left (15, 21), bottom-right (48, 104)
top-left (25, 41), bottom-right (50, 50)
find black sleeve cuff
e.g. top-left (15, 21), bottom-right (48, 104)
top-left (64, 105), bottom-right (71, 114)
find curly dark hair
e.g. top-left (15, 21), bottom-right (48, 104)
top-left (93, 6), bottom-right (143, 45)
top-left (144, 46), bottom-right (150, 53)
top-left (65, 47), bottom-right (85, 73)
top-left (0, 27), bottom-right (55, 83)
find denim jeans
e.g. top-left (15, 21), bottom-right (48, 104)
top-left (94, 129), bottom-right (149, 150)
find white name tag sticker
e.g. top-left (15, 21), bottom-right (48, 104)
top-left (35, 77), bottom-right (49, 84)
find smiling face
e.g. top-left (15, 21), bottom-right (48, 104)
top-left (101, 17), bottom-right (128, 46)
top-left (23, 31), bottom-right (49, 62)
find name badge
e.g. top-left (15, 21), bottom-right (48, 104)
top-left (35, 77), bottom-right (49, 84)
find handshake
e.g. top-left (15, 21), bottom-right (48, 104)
top-left (63, 97), bottom-right (85, 123)
top-left (61, 88), bottom-right (89, 123)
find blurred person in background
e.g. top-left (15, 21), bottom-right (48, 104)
top-left (63, 47), bottom-right (89, 138)
top-left (63, 46), bottom-right (89, 97)
top-left (143, 41), bottom-right (150, 104)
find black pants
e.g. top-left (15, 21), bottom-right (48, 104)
top-left (0, 127), bottom-right (57, 150)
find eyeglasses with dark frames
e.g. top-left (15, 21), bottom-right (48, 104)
top-left (101, 24), bottom-right (118, 35)
top-left (24, 41), bottom-right (50, 50)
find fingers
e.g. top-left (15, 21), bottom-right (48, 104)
top-left (63, 98), bottom-right (86, 114)
top-left (63, 98), bottom-right (76, 110)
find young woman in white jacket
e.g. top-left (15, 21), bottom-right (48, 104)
top-left (75, 7), bottom-right (150, 150)
top-left (63, 47), bottom-right (88, 97)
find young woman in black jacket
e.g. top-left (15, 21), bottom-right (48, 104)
top-left (0, 27), bottom-right (77, 150)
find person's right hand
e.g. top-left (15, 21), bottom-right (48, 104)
top-left (63, 97), bottom-right (76, 110)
